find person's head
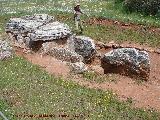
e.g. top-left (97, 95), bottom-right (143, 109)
top-left (75, 3), bottom-right (80, 7)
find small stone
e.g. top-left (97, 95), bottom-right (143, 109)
top-left (155, 49), bottom-right (160, 54)
top-left (68, 62), bottom-right (87, 73)
top-left (96, 41), bottom-right (105, 48)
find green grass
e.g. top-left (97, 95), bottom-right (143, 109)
top-left (0, 56), bottom-right (160, 120)
top-left (55, 12), bottom-right (160, 47)
top-left (0, 0), bottom-right (160, 27)
top-left (82, 71), bottom-right (117, 83)
top-left (0, 0), bottom-right (160, 47)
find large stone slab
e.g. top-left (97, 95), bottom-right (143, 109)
top-left (5, 14), bottom-right (54, 34)
top-left (101, 48), bottom-right (150, 80)
top-left (5, 14), bottom-right (72, 49)
top-left (29, 22), bottom-right (72, 41)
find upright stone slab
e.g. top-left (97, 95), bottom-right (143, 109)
top-left (73, 36), bottom-right (96, 63)
top-left (0, 40), bottom-right (12, 60)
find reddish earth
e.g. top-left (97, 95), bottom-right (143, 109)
top-left (86, 17), bottom-right (160, 33)
top-left (14, 44), bottom-right (160, 111)
top-left (15, 48), bottom-right (70, 77)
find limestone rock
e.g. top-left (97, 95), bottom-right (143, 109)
top-left (29, 22), bottom-right (72, 41)
top-left (101, 48), bottom-right (150, 80)
top-left (5, 14), bottom-right (72, 49)
top-left (5, 14), bottom-right (53, 34)
top-left (73, 36), bottom-right (96, 63)
top-left (42, 42), bottom-right (83, 63)
top-left (0, 40), bottom-right (13, 60)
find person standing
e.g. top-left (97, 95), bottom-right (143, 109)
top-left (74, 3), bottom-right (83, 33)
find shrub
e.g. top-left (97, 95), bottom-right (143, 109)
top-left (123, 0), bottom-right (160, 16)
top-left (115, 0), bottom-right (125, 4)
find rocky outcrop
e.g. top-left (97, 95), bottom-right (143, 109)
top-left (41, 35), bottom-right (97, 64)
top-left (5, 14), bottom-right (97, 73)
top-left (101, 48), bottom-right (150, 80)
top-left (0, 40), bottom-right (13, 60)
top-left (6, 14), bottom-right (53, 34)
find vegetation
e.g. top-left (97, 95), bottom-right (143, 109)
top-left (121, 0), bottom-right (160, 16)
top-left (0, 0), bottom-right (160, 29)
top-left (56, 13), bottom-right (160, 47)
top-left (0, 0), bottom-right (159, 47)
top-left (82, 71), bottom-right (117, 83)
top-left (0, 0), bottom-right (160, 120)
top-left (0, 56), bottom-right (160, 120)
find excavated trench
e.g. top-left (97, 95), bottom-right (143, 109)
top-left (13, 41), bottom-right (160, 111)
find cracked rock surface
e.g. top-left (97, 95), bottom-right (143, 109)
top-left (5, 14), bottom-right (72, 48)
top-left (101, 48), bottom-right (150, 80)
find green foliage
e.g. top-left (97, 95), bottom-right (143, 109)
top-left (0, 100), bottom-right (16, 120)
top-left (123, 0), bottom-right (160, 16)
top-left (115, 0), bottom-right (125, 4)
top-left (82, 71), bottom-right (117, 83)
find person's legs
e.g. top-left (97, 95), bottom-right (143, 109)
top-left (79, 20), bottom-right (83, 32)
top-left (75, 19), bottom-right (79, 31)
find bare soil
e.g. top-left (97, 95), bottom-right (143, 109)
top-left (15, 47), bottom-right (70, 77)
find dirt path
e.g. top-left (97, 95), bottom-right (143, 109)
top-left (86, 17), bottom-right (160, 33)
top-left (14, 46), bottom-right (160, 111)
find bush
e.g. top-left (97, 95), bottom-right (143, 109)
top-left (115, 0), bottom-right (125, 4)
top-left (123, 0), bottom-right (160, 16)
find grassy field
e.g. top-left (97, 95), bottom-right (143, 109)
top-left (54, 12), bottom-right (160, 47)
top-left (0, 0), bottom-right (160, 27)
top-left (0, 56), bottom-right (160, 120)
top-left (0, 0), bottom-right (160, 47)
top-left (0, 0), bottom-right (160, 120)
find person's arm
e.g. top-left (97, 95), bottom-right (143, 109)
top-left (79, 8), bottom-right (83, 14)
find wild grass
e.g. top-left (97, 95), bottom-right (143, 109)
top-left (0, 0), bottom-right (160, 27)
top-left (0, 56), bottom-right (160, 120)
top-left (55, 12), bottom-right (160, 47)
top-left (82, 71), bottom-right (117, 83)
